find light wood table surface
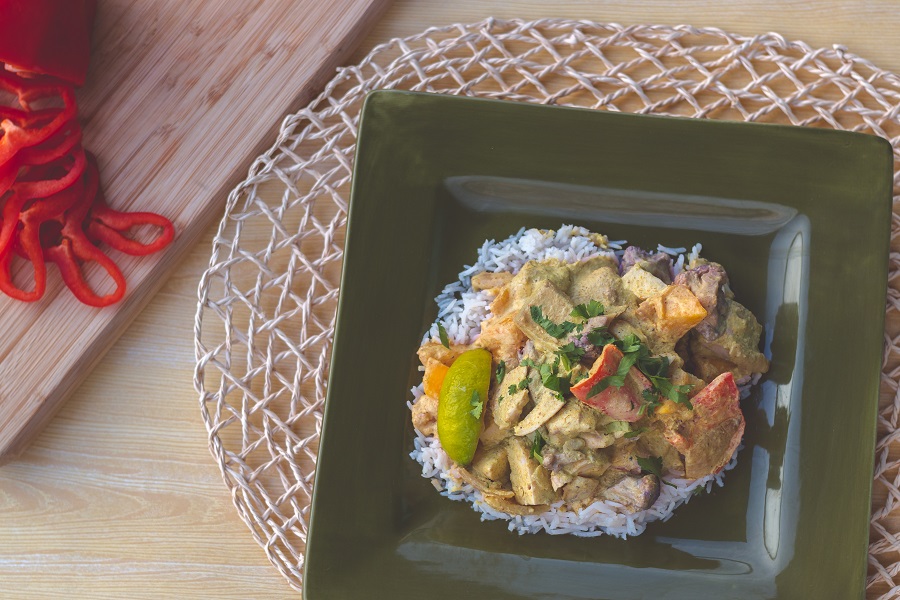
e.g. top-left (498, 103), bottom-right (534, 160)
top-left (2, 1), bottom-right (898, 598)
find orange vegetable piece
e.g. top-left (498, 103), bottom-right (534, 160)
top-left (423, 361), bottom-right (449, 398)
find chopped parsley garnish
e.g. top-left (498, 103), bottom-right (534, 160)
top-left (495, 360), bottom-right (507, 384)
top-left (535, 360), bottom-right (571, 400)
top-left (692, 486), bottom-right (708, 496)
top-left (507, 378), bottom-right (529, 395)
top-left (571, 300), bottom-right (605, 320)
top-left (522, 357), bottom-right (571, 400)
top-left (587, 326), bottom-right (616, 347)
top-left (530, 305), bottom-right (578, 338)
top-left (469, 390), bottom-right (484, 419)
top-left (437, 322), bottom-right (450, 348)
top-left (530, 431), bottom-right (546, 462)
top-left (555, 342), bottom-right (585, 370)
top-left (637, 456), bottom-right (676, 488)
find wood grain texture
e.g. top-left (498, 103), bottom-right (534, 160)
top-left (0, 0), bottom-right (390, 463)
top-left (1, 1), bottom-right (898, 598)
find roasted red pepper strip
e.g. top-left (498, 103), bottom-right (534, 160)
top-left (0, 0), bottom-right (97, 87)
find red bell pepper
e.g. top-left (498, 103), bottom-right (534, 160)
top-left (0, 0), bottom-right (97, 86)
top-left (0, 0), bottom-right (174, 307)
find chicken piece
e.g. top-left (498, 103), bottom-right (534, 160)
top-left (566, 451), bottom-right (611, 478)
top-left (544, 399), bottom-right (599, 445)
top-left (550, 470), bottom-right (574, 491)
top-left (411, 394), bottom-right (438, 436)
top-left (514, 258), bottom-right (573, 297)
top-left (479, 416), bottom-right (511, 448)
top-left (569, 264), bottom-right (634, 317)
top-left (674, 262), bottom-right (732, 340)
top-left (477, 314), bottom-right (526, 365)
top-left (569, 344), bottom-right (653, 422)
top-left (662, 372), bottom-right (744, 479)
top-left (619, 246), bottom-right (674, 284)
top-left (417, 341), bottom-right (469, 367)
top-left (513, 381), bottom-right (566, 436)
top-left (513, 280), bottom-right (575, 352)
top-left (507, 437), bottom-right (556, 505)
top-left (636, 428), bottom-right (685, 477)
top-left (579, 430), bottom-right (617, 449)
top-left (471, 444), bottom-right (511, 482)
top-left (635, 284), bottom-right (708, 344)
top-left (542, 438), bottom-right (612, 479)
top-left (609, 442), bottom-right (642, 475)
top-left (561, 476), bottom-right (601, 507)
top-left (471, 271), bottom-right (514, 293)
top-left (621, 265), bottom-right (668, 302)
top-left (449, 464), bottom-right (514, 498)
top-left (481, 493), bottom-right (550, 516)
top-left (600, 473), bottom-right (661, 513)
top-left (491, 365), bottom-right (531, 430)
top-left (689, 299), bottom-right (769, 382)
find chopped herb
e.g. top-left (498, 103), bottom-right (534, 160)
top-left (530, 431), bottom-right (546, 462)
top-left (469, 390), bottom-right (484, 419)
top-left (638, 389), bottom-right (662, 416)
top-left (638, 456), bottom-right (676, 488)
top-left (507, 378), bottom-right (529, 395)
top-left (571, 300), bottom-right (605, 319)
top-left (495, 360), bottom-right (507, 384)
top-left (571, 370), bottom-right (589, 384)
top-left (530, 305), bottom-right (578, 338)
top-left (536, 360), bottom-right (571, 400)
top-left (584, 334), bottom-right (693, 410)
top-left (692, 486), bottom-right (708, 496)
top-left (587, 326), bottom-right (616, 347)
top-left (437, 322), bottom-right (450, 348)
top-left (520, 357), bottom-right (537, 368)
top-left (623, 427), bottom-right (647, 438)
top-left (555, 342), bottom-right (585, 370)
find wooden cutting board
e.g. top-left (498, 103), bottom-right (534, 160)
top-left (0, 0), bottom-right (388, 464)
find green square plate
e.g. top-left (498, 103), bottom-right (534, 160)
top-left (304, 90), bottom-right (893, 599)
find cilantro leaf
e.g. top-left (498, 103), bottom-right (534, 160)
top-left (495, 360), bottom-right (507, 384)
top-left (587, 327), bottom-right (616, 347)
top-left (530, 305), bottom-right (578, 339)
top-left (437, 322), bottom-right (450, 348)
top-left (530, 431), bottom-right (546, 462)
top-left (613, 333), bottom-right (643, 354)
top-left (507, 378), bottom-right (529, 395)
top-left (571, 300), bottom-right (605, 320)
top-left (555, 342), bottom-right (585, 371)
top-left (638, 456), bottom-right (676, 488)
top-left (469, 390), bottom-right (484, 419)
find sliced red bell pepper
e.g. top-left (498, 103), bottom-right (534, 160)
top-left (0, 0), bottom-right (97, 87)
top-left (0, 69), bottom-right (77, 164)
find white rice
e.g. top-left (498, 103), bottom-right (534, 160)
top-left (410, 225), bottom-right (738, 538)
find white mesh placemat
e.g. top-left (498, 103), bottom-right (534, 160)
top-left (193, 18), bottom-right (900, 597)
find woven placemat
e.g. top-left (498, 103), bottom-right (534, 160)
top-left (193, 18), bottom-right (900, 597)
